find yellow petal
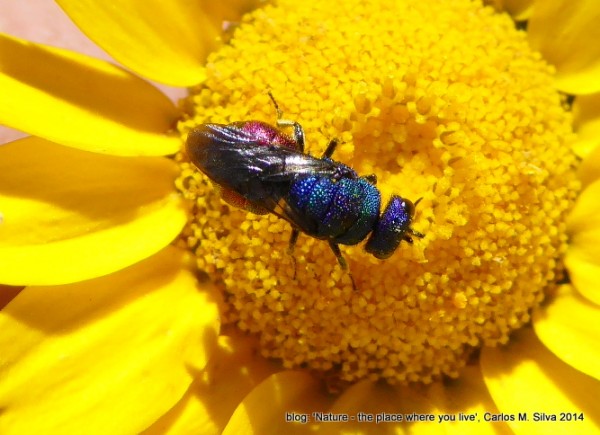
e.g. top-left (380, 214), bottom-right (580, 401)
top-left (0, 246), bottom-right (220, 434)
top-left (527, 1), bottom-right (600, 94)
top-left (56, 0), bottom-right (259, 87)
top-left (565, 178), bottom-right (600, 305)
top-left (326, 372), bottom-right (510, 434)
top-left (0, 286), bottom-right (23, 310)
top-left (502, 0), bottom-right (534, 21)
top-left (566, 177), bottom-right (600, 235)
top-left (222, 371), bottom-right (333, 435)
top-left (0, 137), bottom-right (187, 286)
top-left (325, 381), bottom-right (434, 434)
top-left (573, 93), bottom-right (600, 161)
top-left (0, 33), bottom-right (180, 156)
top-left (482, 328), bottom-right (600, 435)
top-left (533, 285), bottom-right (600, 381)
top-left (564, 250), bottom-right (600, 306)
top-left (578, 144), bottom-right (600, 186)
top-left (423, 365), bottom-right (513, 434)
top-left (143, 331), bottom-right (279, 435)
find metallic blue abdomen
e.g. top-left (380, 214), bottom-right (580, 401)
top-left (288, 176), bottom-right (381, 245)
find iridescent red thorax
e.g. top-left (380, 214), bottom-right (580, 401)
top-left (230, 121), bottom-right (298, 150)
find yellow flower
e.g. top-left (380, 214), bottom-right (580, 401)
top-left (1, 0), bottom-right (599, 434)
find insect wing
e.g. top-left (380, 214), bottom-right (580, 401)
top-left (187, 123), bottom-right (258, 150)
top-left (189, 124), bottom-right (345, 183)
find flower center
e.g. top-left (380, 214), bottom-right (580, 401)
top-left (175, 0), bottom-right (580, 385)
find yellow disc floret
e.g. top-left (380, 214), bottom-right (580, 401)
top-left (176, 0), bottom-right (579, 384)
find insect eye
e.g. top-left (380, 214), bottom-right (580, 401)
top-left (404, 199), bottom-right (416, 218)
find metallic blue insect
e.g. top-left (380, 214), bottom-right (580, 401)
top-left (185, 94), bottom-right (424, 289)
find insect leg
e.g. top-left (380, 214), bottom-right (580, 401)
top-left (327, 241), bottom-right (357, 291)
top-left (276, 119), bottom-right (305, 152)
top-left (322, 138), bottom-right (339, 158)
top-left (363, 174), bottom-right (377, 185)
top-left (268, 91), bottom-right (305, 152)
top-left (287, 229), bottom-right (300, 279)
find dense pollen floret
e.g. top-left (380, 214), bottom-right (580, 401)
top-left (176, 0), bottom-right (580, 384)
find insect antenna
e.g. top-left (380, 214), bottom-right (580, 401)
top-left (267, 90), bottom-right (283, 120)
top-left (267, 91), bottom-right (305, 152)
top-left (403, 228), bottom-right (426, 244)
top-left (404, 197), bottom-right (425, 243)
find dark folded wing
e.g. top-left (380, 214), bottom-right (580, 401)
top-left (186, 124), bottom-right (342, 185)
